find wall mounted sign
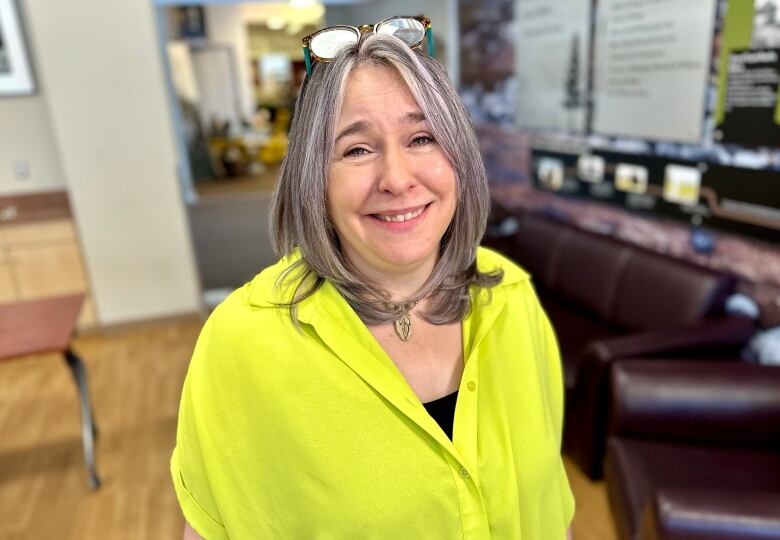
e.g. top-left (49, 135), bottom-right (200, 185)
top-left (0, 0), bottom-right (35, 96)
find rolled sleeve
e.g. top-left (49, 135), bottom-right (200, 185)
top-left (171, 447), bottom-right (228, 540)
top-left (170, 317), bottom-right (229, 540)
top-left (558, 459), bottom-right (576, 527)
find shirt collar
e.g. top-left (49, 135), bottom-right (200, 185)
top-left (244, 246), bottom-right (530, 466)
top-left (247, 246), bottom-right (529, 311)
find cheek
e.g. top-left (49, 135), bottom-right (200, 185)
top-left (429, 160), bottom-right (447, 176)
top-left (326, 168), bottom-right (369, 228)
top-left (427, 160), bottom-right (458, 201)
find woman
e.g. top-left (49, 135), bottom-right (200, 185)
top-left (172, 19), bottom-right (574, 540)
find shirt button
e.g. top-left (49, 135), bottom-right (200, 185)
top-left (459, 467), bottom-right (471, 480)
top-left (467, 381), bottom-right (477, 391)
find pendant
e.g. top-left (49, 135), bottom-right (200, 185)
top-left (394, 313), bottom-right (412, 341)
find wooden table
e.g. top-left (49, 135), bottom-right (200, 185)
top-left (0, 294), bottom-right (101, 489)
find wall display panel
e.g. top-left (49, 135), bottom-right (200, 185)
top-left (514, 0), bottom-right (591, 133)
top-left (719, 48), bottom-right (780, 145)
top-left (464, 0), bottom-right (780, 313)
top-left (591, 0), bottom-right (718, 142)
top-left (715, 0), bottom-right (780, 146)
top-left (531, 148), bottom-right (780, 242)
top-left (461, 0), bottom-right (780, 243)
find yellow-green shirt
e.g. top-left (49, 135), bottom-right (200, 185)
top-left (171, 247), bottom-right (575, 539)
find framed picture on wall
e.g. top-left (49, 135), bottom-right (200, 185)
top-left (0, 0), bottom-right (35, 96)
top-left (176, 6), bottom-right (207, 40)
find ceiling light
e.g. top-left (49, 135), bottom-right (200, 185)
top-left (290, 0), bottom-right (317, 9)
top-left (267, 16), bottom-right (285, 30)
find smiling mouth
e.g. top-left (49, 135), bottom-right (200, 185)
top-left (371, 203), bottom-right (430, 223)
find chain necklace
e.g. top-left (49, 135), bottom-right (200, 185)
top-left (389, 300), bottom-right (419, 341)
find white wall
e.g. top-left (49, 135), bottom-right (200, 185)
top-left (205, 4), bottom-right (255, 122)
top-left (0, 92), bottom-right (66, 195)
top-left (23, 0), bottom-right (201, 324)
top-left (325, 0), bottom-right (459, 86)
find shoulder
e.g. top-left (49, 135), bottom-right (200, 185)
top-left (246, 250), bottom-right (308, 308)
top-left (207, 250), bottom-right (306, 325)
top-left (475, 246), bottom-right (535, 300)
top-left (474, 246), bottom-right (545, 319)
top-left (476, 246), bottom-right (530, 287)
top-left (190, 253), bottom-right (308, 372)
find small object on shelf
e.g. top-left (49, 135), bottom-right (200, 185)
top-left (690, 226), bottom-right (716, 254)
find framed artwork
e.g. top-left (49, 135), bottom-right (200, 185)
top-left (0, 0), bottom-right (35, 96)
top-left (176, 6), bottom-right (207, 40)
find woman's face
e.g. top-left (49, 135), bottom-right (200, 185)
top-left (326, 64), bottom-right (457, 279)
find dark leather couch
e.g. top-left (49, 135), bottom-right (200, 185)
top-left (483, 207), bottom-right (756, 478)
top-left (605, 360), bottom-right (780, 540)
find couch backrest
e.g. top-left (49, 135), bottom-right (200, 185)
top-left (512, 212), bottom-right (737, 331)
top-left (610, 360), bottom-right (780, 448)
top-left (514, 214), bottom-right (568, 289)
top-left (554, 229), bottom-right (632, 321)
top-left (611, 250), bottom-right (734, 330)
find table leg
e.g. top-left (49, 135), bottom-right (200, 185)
top-left (64, 349), bottom-right (101, 489)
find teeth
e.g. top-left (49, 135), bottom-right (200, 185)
top-left (376, 206), bottom-right (425, 222)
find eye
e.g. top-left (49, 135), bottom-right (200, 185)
top-left (411, 134), bottom-right (435, 146)
top-left (344, 146), bottom-right (370, 157)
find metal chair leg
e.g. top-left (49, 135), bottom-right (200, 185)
top-left (64, 349), bottom-right (101, 489)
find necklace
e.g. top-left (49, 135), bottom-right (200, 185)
top-left (390, 300), bottom-right (418, 341)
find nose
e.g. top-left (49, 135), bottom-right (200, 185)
top-left (377, 146), bottom-right (416, 196)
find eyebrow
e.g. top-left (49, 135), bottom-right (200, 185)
top-left (403, 111), bottom-right (427, 125)
top-left (334, 111), bottom-right (427, 143)
top-left (334, 120), bottom-right (369, 144)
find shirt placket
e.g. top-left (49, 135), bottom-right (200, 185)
top-left (451, 356), bottom-right (491, 539)
top-left (302, 284), bottom-right (496, 539)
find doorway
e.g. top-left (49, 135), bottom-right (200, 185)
top-left (154, 1), bottom-right (324, 306)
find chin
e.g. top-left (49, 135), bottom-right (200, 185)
top-left (374, 243), bottom-right (439, 270)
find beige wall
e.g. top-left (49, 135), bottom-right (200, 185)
top-left (23, 0), bottom-right (200, 324)
top-left (0, 92), bottom-right (65, 195)
top-left (205, 4), bottom-right (255, 122)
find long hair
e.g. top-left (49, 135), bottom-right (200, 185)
top-left (270, 33), bottom-right (501, 325)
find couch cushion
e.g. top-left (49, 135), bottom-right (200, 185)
top-left (605, 438), bottom-right (780, 540)
top-left (611, 251), bottom-right (735, 331)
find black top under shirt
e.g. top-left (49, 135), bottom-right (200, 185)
top-left (422, 390), bottom-right (458, 440)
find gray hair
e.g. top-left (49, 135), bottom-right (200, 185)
top-left (270, 33), bottom-right (501, 325)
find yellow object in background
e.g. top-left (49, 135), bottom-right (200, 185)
top-left (274, 108), bottom-right (292, 134)
top-left (258, 132), bottom-right (288, 165)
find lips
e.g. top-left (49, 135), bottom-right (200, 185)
top-left (373, 205), bottom-right (427, 223)
top-left (370, 203), bottom-right (430, 222)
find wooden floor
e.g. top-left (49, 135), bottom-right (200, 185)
top-left (0, 319), bottom-right (618, 540)
top-left (565, 455), bottom-right (620, 540)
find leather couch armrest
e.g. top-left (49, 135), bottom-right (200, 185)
top-left (566, 316), bottom-right (755, 478)
top-left (583, 315), bottom-right (755, 363)
top-left (609, 360), bottom-right (780, 445)
top-left (641, 489), bottom-right (780, 540)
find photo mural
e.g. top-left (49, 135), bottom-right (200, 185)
top-left (461, 0), bottom-right (780, 324)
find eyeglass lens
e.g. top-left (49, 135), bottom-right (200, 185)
top-left (310, 28), bottom-right (359, 59)
top-left (310, 18), bottom-right (426, 60)
top-left (376, 18), bottom-right (425, 47)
